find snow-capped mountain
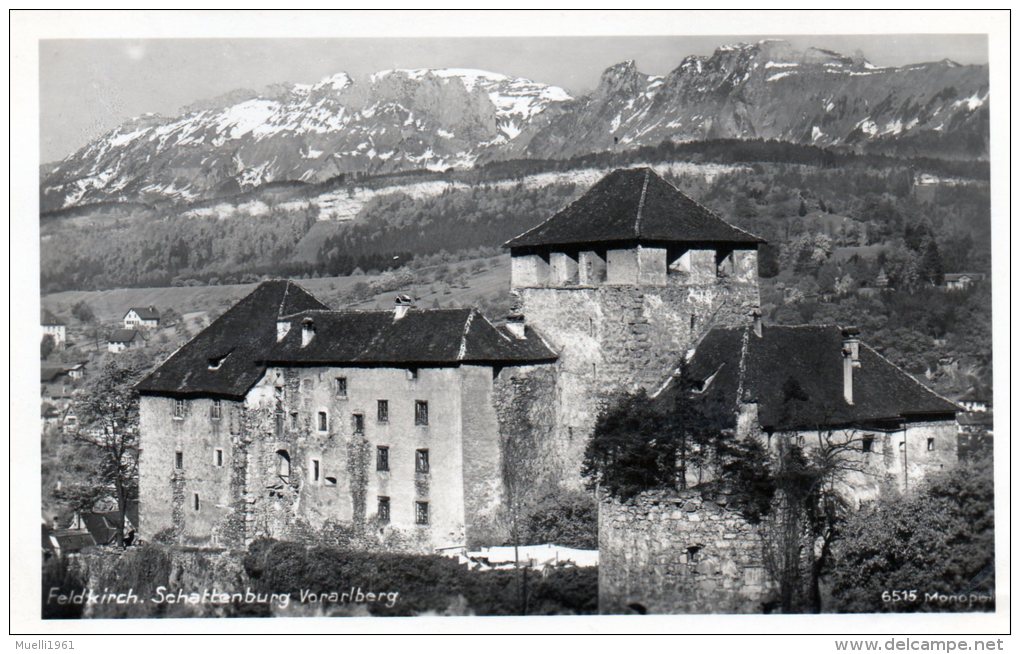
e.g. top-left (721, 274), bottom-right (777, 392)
top-left (41, 41), bottom-right (988, 212)
top-left (41, 68), bottom-right (571, 211)
top-left (525, 40), bottom-right (989, 160)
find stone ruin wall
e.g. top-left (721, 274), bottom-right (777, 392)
top-left (598, 489), bottom-right (772, 614)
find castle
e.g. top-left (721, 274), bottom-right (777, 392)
top-left (136, 168), bottom-right (959, 610)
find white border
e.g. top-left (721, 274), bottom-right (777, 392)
top-left (8, 8), bottom-right (1012, 639)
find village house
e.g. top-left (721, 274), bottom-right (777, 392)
top-left (136, 168), bottom-right (962, 612)
top-left (942, 272), bottom-right (986, 291)
top-left (124, 306), bottom-right (161, 330)
top-left (42, 313), bottom-right (66, 350)
top-left (107, 329), bottom-right (144, 353)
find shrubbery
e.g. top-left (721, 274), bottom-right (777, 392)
top-left (242, 538), bottom-right (597, 616)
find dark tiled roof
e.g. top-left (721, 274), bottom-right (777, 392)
top-left (138, 281), bottom-right (556, 399)
top-left (127, 306), bottom-right (161, 320)
top-left (265, 308), bottom-right (557, 366)
top-left (49, 529), bottom-right (96, 552)
top-left (41, 365), bottom-right (70, 382)
top-left (505, 167), bottom-right (763, 249)
top-left (136, 280), bottom-right (330, 399)
top-left (108, 329), bottom-right (141, 343)
top-left (81, 512), bottom-right (124, 545)
top-left (957, 412), bottom-right (993, 427)
top-left (666, 325), bottom-right (959, 431)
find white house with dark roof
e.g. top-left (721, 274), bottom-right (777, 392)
top-left (123, 306), bottom-right (160, 330)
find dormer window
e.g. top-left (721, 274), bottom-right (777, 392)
top-left (208, 352), bottom-right (230, 370)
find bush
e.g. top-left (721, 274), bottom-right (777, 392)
top-left (520, 487), bottom-right (598, 549)
top-left (242, 539), bottom-right (597, 616)
top-left (42, 555), bottom-right (86, 619)
top-left (828, 456), bottom-right (995, 612)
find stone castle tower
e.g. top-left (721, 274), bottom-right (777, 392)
top-left (505, 168), bottom-right (763, 485)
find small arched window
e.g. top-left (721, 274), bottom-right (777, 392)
top-left (276, 449), bottom-right (291, 480)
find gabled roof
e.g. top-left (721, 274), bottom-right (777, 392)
top-left (136, 280), bottom-right (330, 399)
top-left (126, 306), bottom-right (160, 320)
top-left (136, 281), bottom-right (555, 399)
top-left (505, 167), bottom-right (763, 249)
top-left (41, 365), bottom-right (71, 383)
top-left (665, 324), bottom-right (958, 431)
top-left (108, 329), bottom-right (141, 343)
top-left (265, 307), bottom-right (557, 366)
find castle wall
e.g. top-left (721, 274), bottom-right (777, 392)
top-left (138, 396), bottom-right (245, 547)
top-left (517, 271), bottom-right (760, 488)
top-left (599, 489), bottom-right (772, 614)
top-left (492, 363), bottom-right (561, 509)
top-left (460, 364), bottom-right (507, 547)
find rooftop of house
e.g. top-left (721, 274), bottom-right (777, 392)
top-left (266, 308), bottom-right (556, 367)
top-left (137, 280), bottom-right (556, 399)
top-left (505, 167), bottom-right (764, 250)
top-left (659, 324), bottom-right (959, 431)
top-left (41, 365), bottom-right (71, 383)
top-left (126, 306), bottom-right (161, 320)
top-left (108, 329), bottom-right (141, 343)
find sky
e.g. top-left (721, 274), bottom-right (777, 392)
top-left (39, 34), bottom-right (988, 163)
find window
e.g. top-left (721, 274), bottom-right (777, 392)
top-left (376, 446), bottom-right (389, 472)
top-left (318, 411), bottom-right (328, 432)
top-left (686, 545), bottom-right (702, 563)
top-left (862, 436), bottom-right (875, 453)
top-left (415, 449), bottom-right (430, 473)
top-left (407, 367), bottom-right (419, 381)
top-left (415, 400), bottom-right (429, 426)
top-left (175, 451), bottom-right (183, 470)
top-left (927, 437), bottom-right (936, 452)
top-left (193, 493), bottom-right (200, 511)
top-left (377, 496), bottom-right (391, 524)
top-left (377, 400), bottom-right (389, 423)
top-left (310, 458), bottom-right (321, 483)
top-left (214, 449), bottom-right (224, 467)
top-left (335, 377), bottom-right (347, 397)
top-left (353, 413), bottom-right (365, 434)
top-left (415, 501), bottom-right (429, 525)
top-left (276, 450), bottom-right (291, 480)
top-left (290, 411), bottom-right (299, 429)
top-left (690, 314), bottom-right (696, 330)
top-left (210, 399), bottom-right (222, 420)
top-left (173, 399), bottom-right (185, 419)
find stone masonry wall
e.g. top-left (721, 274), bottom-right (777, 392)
top-left (599, 489), bottom-right (772, 614)
top-left (518, 272), bottom-right (760, 489)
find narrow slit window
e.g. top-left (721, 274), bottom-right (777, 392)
top-left (927, 437), bottom-right (935, 451)
top-left (318, 411), bottom-right (328, 432)
top-left (310, 458), bottom-right (320, 482)
top-left (175, 451), bottom-right (183, 470)
top-left (193, 493), bottom-right (200, 511)
top-left (214, 448), bottom-right (224, 467)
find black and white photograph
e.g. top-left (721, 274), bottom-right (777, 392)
top-left (10, 9), bottom-right (1009, 641)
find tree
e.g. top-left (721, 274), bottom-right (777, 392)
top-left (71, 300), bottom-right (96, 324)
top-left (798, 199), bottom-right (808, 217)
top-left (67, 353), bottom-right (149, 546)
top-left (829, 455), bottom-right (994, 612)
top-left (581, 390), bottom-right (676, 500)
top-left (41, 334), bottom-right (55, 360)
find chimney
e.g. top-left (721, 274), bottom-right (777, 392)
top-left (505, 312), bottom-right (527, 340)
top-left (301, 317), bottom-right (316, 347)
top-left (841, 326), bottom-right (861, 405)
top-left (394, 294), bottom-right (414, 320)
top-left (750, 308), bottom-right (763, 338)
top-left (276, 320), bottom-right (291, 342)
